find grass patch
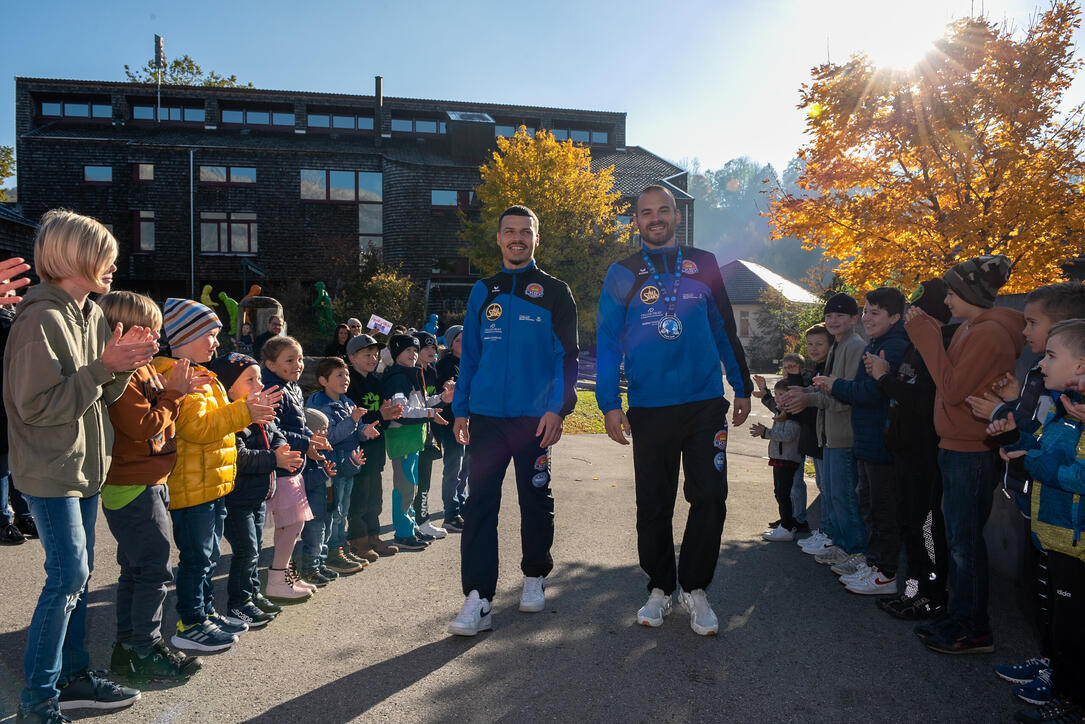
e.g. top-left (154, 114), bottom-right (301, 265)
top-left (565, 390), bottom-right (625, 434)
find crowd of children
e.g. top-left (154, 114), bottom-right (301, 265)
top-left (751, 256), bottom-right (1085, 724)
top-left (5, 210), bottom-right (1085, 723)
top-left (2, 211), bottom-right (464, 723)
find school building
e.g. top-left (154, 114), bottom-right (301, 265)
top-left (12, 76), bottom-right (692, 314)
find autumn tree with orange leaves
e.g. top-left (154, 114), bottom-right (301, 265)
top-left (461, 127), bottom-right (634, 337)
top-left (769, 2), bottom-right (1085, 292)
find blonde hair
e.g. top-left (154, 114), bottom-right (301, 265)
top-left (98, 291), bottom-right (163, 332)
top-left (34, 209), bottom-right (118, 285)
top-left (262, 335), bottom-right (303, 364)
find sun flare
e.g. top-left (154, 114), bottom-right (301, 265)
top-left (836, 3), bottom-right (952, 69)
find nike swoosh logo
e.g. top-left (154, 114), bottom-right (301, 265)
top-left (480, 608), bottom-right (491, 617)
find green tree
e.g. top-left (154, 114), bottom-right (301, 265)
top-left (461, 128), bottom-right (634, 342)
top-left (124, 54), bottom-right (252, 87)
top-left (0, 146), bottom-right (13, 201)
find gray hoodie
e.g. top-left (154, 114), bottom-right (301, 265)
top-left (3, 283), bottom-right (131, 498)
top-left (805, 331), bottom-right (865, 449)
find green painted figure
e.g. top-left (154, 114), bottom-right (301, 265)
top-left (314, 281), bottom-right (334, 336)
top-left (219, 291), bottom-right (239, 336)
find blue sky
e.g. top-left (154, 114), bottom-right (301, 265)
top-left (2, 0), bottom-right (1081, 185)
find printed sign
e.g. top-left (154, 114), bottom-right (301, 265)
top-left (366, 314), bottom-right (393, 335)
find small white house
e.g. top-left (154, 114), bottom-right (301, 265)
top-left (718, 259), bottom-right (819, 347)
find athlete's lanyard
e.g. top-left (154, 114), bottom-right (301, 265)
top-left (642, 245), bottom-right (684, 340)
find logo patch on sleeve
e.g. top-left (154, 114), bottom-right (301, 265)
top-left (681, 259), bottom-right (699, 274)
top-left (485, 303), bottom-right (503, 321)
top-left (525, 283), bottom-right (544, 298)
top-left (639, 285), bottom-right (660, 304)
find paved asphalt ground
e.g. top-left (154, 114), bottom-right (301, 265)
top-left (0, 388), bottom-right (1036, 723)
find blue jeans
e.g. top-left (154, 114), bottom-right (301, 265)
top-left (791, 461), bottom-right (807, 525)
top-left (326, 474), bottom-right (353, 550)
top-left (938, 448), bottom-right (999, 634)
top-left (170, 498), bottom-right (226, 626)
top-left (0, 454), bottom-right (11, 525)
top-left (295, 476), bottom-right (328, 568)
top-left (222, 499), bottom-right (264, 609)
top-left (822, 447), bottom-right (866, 554)
top-left (812, 457), bottom-right (832, 537)
top-left (439, 428), bottom-right (468, 519)
top-left (20, 494), bottom-right (97, 709)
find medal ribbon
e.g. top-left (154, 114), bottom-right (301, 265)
top-left (641, 245), bottom-right (683, 320)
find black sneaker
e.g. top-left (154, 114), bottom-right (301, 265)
top-left (1014, 696), bottom-right (1085, 723)
top-left (1, 522), bottom-right (26, 545)
top-left (17, 698), bottom-right (70, 723)
top-left (393, 535), bottom-right (428, 551)
top-left (882, 595), bottom-right (945, 621)
top-left (913, 614), bottom-right (953, 640)
top-left (228, 601), bottom-right (273, 629)
top-left (795, 521), bottom-right (811, 534)
top-left (925, 628), bottom-right (995, 655)
top-left (15, 516), bottom-right (38, 539)
top-left (57, 670), bottom-right (140, 711)
top-left (208, 610), bottom-right (248, 636)
top-left (765, 518), bottom-right (781, 529)
top-left (317, 564), bottom-right (340, 581)
top-left (415, 528), bottom-right (435, 542)
top-left (300, 568), bottom-right (332, 587)
top-left (111, 641), bottom-right (201, 681)
top-left (252, 592), bottom-right (282, 616)
top-left (443, 517), bottom-right (463, 533)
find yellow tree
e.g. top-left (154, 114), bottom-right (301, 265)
top-left (769, 2), bottom-right (1085, 292)
top-left (461, 127), bottom-right (634, 338)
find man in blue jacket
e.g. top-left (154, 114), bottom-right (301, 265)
top-left (447, 205), bottom-right (579, 636)
top-left (596, 185), bottom-right (752, 636)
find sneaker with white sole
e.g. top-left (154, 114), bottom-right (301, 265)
top-left (679, 589), bottom-right (718, 636)
top-left (170, 619), bottom-right (236, 652)
top-left (419, 520), bottom-right (447, 539)
top-left (997, 655), bottom-right (1051, 684)
top-left (798, 530), bottom-right (827, 549)
top-left (814, 546), bottom-right (849, 565)
top-left (1013, 669), bottom-right (1054, 706)
top-left (845, 567), bottom-right (897, 595)
top-left (519, 576), bottom-right (545, 612)
top-left (636, 588), bottom-right (673, 627)
top-left (831, 553), bottom-right (867, 576)
top-left (208, 610), bottom-right (248, 636)
top-left (761, 525), bottom-right (796, 542)
top-left (448, 590), bottom-right (493, 636)
top-left (838, 561), bottom-right (872, 585)
top-left (801, 534), bottom-right (836, 555)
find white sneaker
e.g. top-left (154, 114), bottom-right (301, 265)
top-left (801, 535), bottom-right (836, 555)
top-left (831, 553), bottom-right (867, 576)
top-left (838, 561), bottom-right (872, 584)
top-left (761, 525), bottom-right (796, 542)
top-left (679, 589), bottom-right (719, 636)
top-left (798, 529), bottom-right (826, 548)
top-left (448, 590), bottom-right (493, 636)
top-left (814, 546), bottom-right (848, 565)
top-left (636, 588), bottom-right (673, 627)
top-left (419, 520), bottom-right (447, 539)
top-left (845, 567), bottom-right (897, 595)
top-left (519, 576), bottom-right (545, 613)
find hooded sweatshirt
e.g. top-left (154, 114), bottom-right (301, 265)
top-left (906, 306), bottom-right (1025, 452)
top-left (3, 283), bottom-right (132, 498)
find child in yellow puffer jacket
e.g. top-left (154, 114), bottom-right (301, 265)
top-left (157, 298), bottom-right (276, 654)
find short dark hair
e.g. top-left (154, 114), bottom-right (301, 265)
top-left (865, 287), bottom-right (906, 317)
top-left (1047, 318), bottom-right (1085, 358)
top-left (498, 205), bottom-right (538, 229)
top-left (774, 378), bottom-right (791, 391)
top-left (636, 184), bottom-right (676, 213)
top-left (315, 356), bottom-right (348, 382)
top-left (804, 323), bottom-right (831, 341)
top-left (1025, 282), bottom-right (1085, 323)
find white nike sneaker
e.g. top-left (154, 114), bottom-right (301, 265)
top-left (636, 588), bottom-right (673, 627)
top-left (448, 590), bottom-right (493, 636)
top-left (519, 576), bottom-right (546, 612)
top-left (419, 520), bottom-right (447, 539)
top-left (679, 589), bottom-right (719, 636)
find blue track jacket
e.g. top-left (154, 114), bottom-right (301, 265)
top-left (595, 245), bottom-right (752, 413)
top-left (452, 261), bottom-right (579, 420)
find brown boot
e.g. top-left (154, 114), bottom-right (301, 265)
top-left (370, 534), bottom-right (398, 556)
top-left (350, 537), bottom-right (379, 563)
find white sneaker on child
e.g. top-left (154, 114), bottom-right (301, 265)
top-left (761, 525), bottom-right (796, 542)
top-left (519, 576), bottom-right (546, 612)
top-left (419, 520), bottom-right (447, 539)
top-left (636, 588), bottom-right (673, 627)
top-left (448, 590), bottom-right (493, 636)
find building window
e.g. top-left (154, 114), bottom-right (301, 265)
top-left (130, 104), bottom-right (203, 124)
top-left (301, 170), bottom-right (382, 203)
top-left (220, 107), bottom-right (293, 126)
top-left (200, 212), bottom-right (258, 254)
top-left (199, 166), bottom-right (256, 185)
top-left (495, 124), bottom-right (535, 138)
top-left (134, 164), bottom-right (154, 182)
top-left (308, 112), bottom-right (375, 132)
top-left (41, 100), bottom-right (111, 119)
top-left (431, 190), bottom-right (458, 207)
top-left (739, 310), bottom-right (750, 337)
top-left (135, 211), bottom-right (155, 252)
top-left (390, 116), bottom-right (446, 134)
top-left (551, 126), bottom-right (610, 145)
top-left (84, 166), bottom-right (112, 183)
